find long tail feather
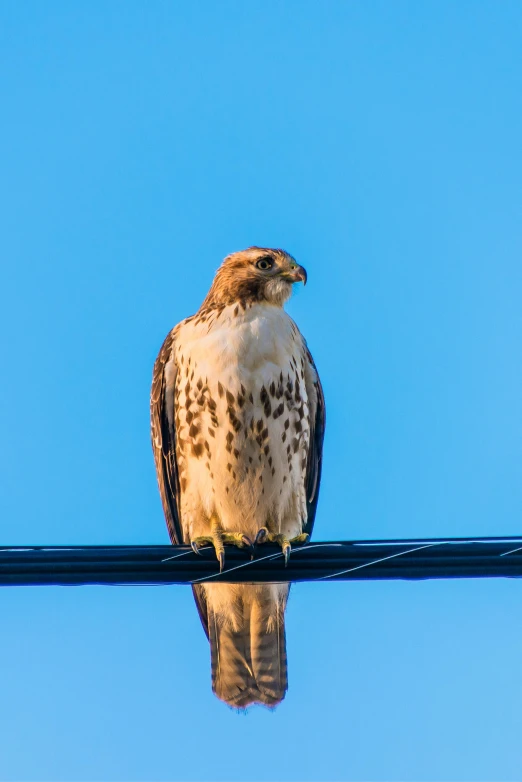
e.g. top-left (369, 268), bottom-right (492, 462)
top-left (201, 584), bottom-right (288, 708)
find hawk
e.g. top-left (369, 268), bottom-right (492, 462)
top-left (151, 247), bottom-right (325, 707)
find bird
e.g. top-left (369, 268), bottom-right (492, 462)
top-left (151, 246), bottom-right (325, 708)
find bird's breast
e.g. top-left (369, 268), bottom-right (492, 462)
top-left (176, 303), bottom-right (301, 379)
top-left (173, 303), bottom-right (310, 533)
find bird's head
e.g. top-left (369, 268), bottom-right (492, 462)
top-left (200, 247), bottom-right (307, 310)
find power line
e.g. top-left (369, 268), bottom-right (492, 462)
top-left (1, 537), bottom-right (522, 586)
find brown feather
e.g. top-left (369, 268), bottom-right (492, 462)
top-left (200, 247), bottom-right (295, 310)
top-left (207, 584), bottom-right (288, 708)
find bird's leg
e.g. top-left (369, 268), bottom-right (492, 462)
top-left (221, 532), bottom-right (254, 549)
top-left (191, 515), bottom-right (253, 571)
top-left (191, 514), bottom-right (225, 571)
top-left (255, 524), bottom-right (310, 566)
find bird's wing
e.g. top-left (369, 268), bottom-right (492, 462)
top-left (302, 345), bottom-right (326, 537)
top-left (150, 326), bottom-right (210, 637)
top-left (150, 327), bottom-right (183, 545)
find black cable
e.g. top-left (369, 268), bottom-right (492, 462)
top-left (1, 537), bottom-right (521, 586)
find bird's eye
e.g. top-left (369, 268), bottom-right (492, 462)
top-left (256, 258), bottom-right (272, 270)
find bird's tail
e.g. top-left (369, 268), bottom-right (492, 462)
top-left (195, 583), bottom-right (289, 708)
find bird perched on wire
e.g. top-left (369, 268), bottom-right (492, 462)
top-left (151, 247), bottom-right (325, 708)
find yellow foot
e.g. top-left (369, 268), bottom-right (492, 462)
top-left (191, 535), bottom-right (225, 571)
top-left (254, 528), bottom-right (310, 566)
top-left (191, 532), bottom-right (253, 571)
top-left (222, 532), bottom-right (254, 550)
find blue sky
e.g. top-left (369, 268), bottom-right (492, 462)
top-left (1, 2), bottom-right (521, 780)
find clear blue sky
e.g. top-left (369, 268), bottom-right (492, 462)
top-left (1, 2), bottom-right (521, 780)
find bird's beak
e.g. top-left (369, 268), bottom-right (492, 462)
top-left (282, 265), bottom-right (307, 285)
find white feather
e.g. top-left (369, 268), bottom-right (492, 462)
top-left (174, 302), bottom-right (311, 543)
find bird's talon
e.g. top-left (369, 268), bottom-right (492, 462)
top-left (190, 535), bottom-right (225, 570)
top-left (241, 534), bottom-right (253, 549)
top-left (255, 527), bottom-right (269, 545)
top-left (221, 532), bottom-right (253, 552)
